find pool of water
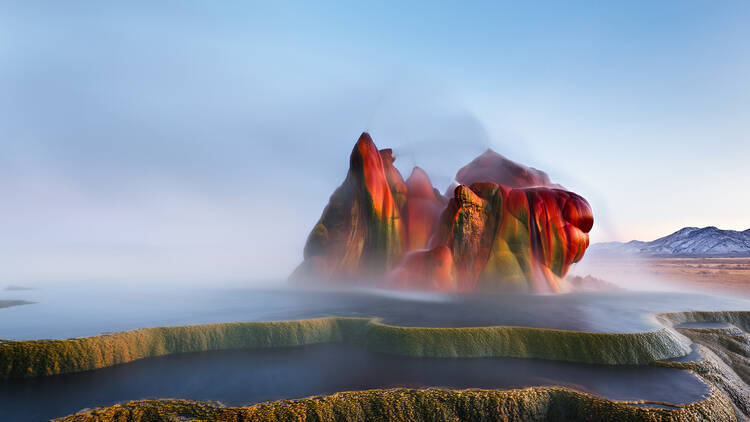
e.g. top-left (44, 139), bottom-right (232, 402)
top-left (665, 343), bottom-right (704, 363)
top-left (676, 322), bottom-right (735, 329)
top-left (0, 343), bottom-right (710, 421)
top-left (0, 283), bottom-right (748, 339)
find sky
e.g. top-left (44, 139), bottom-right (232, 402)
top-left (1, 1), bottom-right (749, 283)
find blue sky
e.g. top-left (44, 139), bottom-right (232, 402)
top-left (1, 1), bottom-right (748, 282)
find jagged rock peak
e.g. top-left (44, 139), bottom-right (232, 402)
top-left (293, 132), bottom-right (593, 293)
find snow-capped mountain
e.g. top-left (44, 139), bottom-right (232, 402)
top-left (589, 226), bottom-right (750, 257)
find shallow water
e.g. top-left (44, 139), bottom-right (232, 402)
top-left (676, 321), bottom-right (735, 329)
top-left (0, 343), bottom-right (710, 421)
top-left (665, 343), bottom-right (704, 363)
top-left (0, 283), bottom-right (748, 340)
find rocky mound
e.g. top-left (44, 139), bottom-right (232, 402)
top-left (292, 132), bottom-right (593, 293)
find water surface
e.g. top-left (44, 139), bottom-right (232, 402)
top-left (0, 283), bottom-right (748, 339)
top-left (0, 344), bottom-right (709, 421)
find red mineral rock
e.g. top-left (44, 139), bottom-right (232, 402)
top-left (290, 133), bottom-right (404, 282)
top-left (403, 167), bottom-right (446, 252)
top-left (292, 132), bottom-right (593, 293)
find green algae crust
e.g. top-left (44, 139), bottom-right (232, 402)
top-left (10, 310), bottom-right (750, 421)
top-left (364, 322), bottom-right (690, 364)
top-left (54, 387), bottom-right (736, 422)
top-left (0, 316), bottom-right (692, 379)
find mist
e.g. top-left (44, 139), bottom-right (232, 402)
top-left (0, 6), bottom-right (508, 285)
top-left (3, 4), bottom-right (750, 422)
top-left (0, 78), bottom-right (500, 285)
top-left (0, 3), bottom-right (498, 284)
top-left (3, 1), bottom-right (750, 286)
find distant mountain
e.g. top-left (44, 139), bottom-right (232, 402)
top-left (589, 226), bottom-right (750, 257)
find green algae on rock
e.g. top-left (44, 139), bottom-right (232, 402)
top-left (363, 322), bottom-right (691, 364)
top-left (0, 318), bottom-right (360, 378)
top-left (0, 317), bottom-right (692, 379)
top-left (9, 311), bottom-right (750, 420)
top-left (55, 387), bottom-right (736, 422)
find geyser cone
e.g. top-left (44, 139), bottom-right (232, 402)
top-left (292, 133), bottom-right (593, 293)
top-left (291, 132), bottom-right (405, 282)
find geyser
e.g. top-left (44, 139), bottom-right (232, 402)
top-left (292, 133), bottom-right (593, 293)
